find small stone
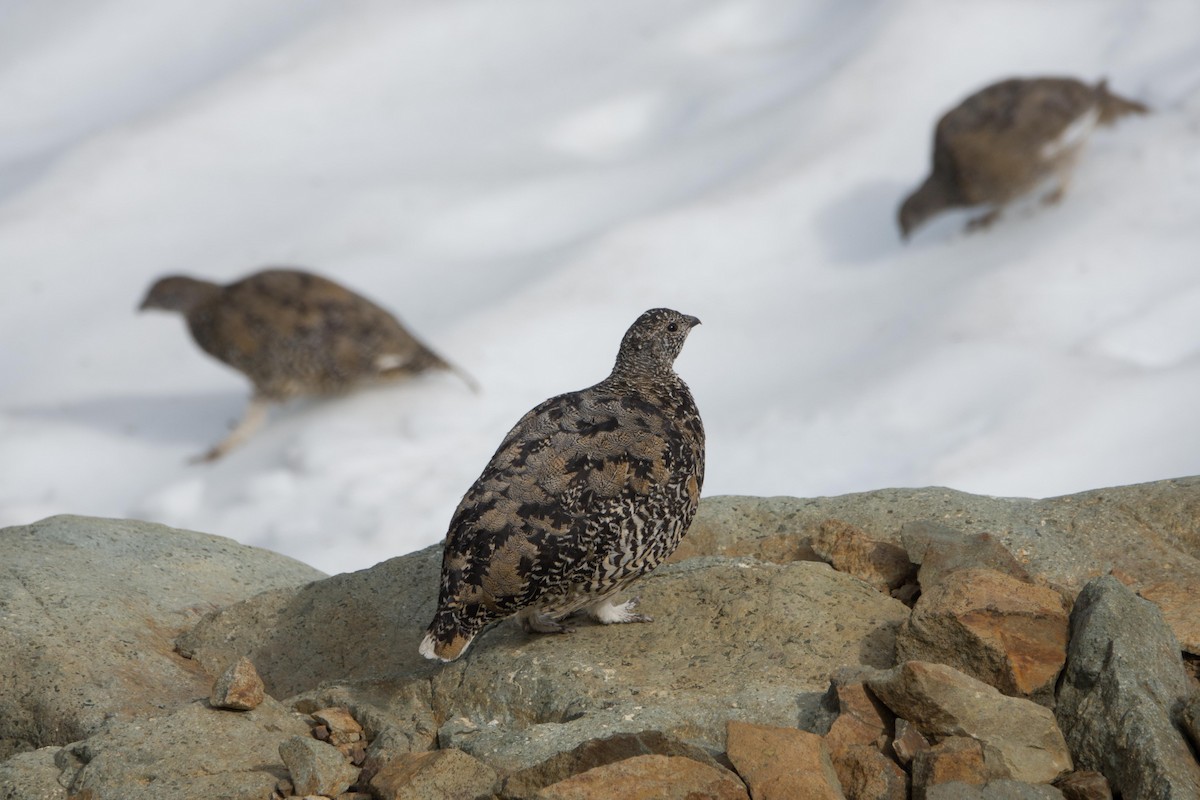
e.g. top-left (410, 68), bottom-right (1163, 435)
top-left (1136, 580), bottom-right (1200, 654)
top-left (313, 724), bottom-right (330, 741)
top-left (911, 736), bottom-right (994, 797)
top-left (824, 679), bottom-right (893, 755)
top-left (832, 744), bottom-right (906, 800)
top-left (813, 519), bottom-right (916, 593)
top-left (900, 522), bottom-right (1030, 588)
top-left (536, 754), bottom-right (748, 800)
top-left (868, 661), bottom-right (1072, 784)
top-left (897, 567), bottom-right (1069, 704)
top-left (726, 721), bottom-right (845, 800)
top-left (1053, 770), bottom-right (1112, 800)
top-left (312, 707), bottom-right (364, 746)
top-left (1181, 693), bottom-right (1200, 755)
top-left (369, 748), bottom-right (497, 800)
top-left (892, 718), bottom-right (930, 766)
top-left (279, 735), bottom-right (359, 798)
top-left (209, 656), bottom-right (265, 711)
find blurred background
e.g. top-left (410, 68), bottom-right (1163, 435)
top-left (1, 0), bottom-right (1198, 574)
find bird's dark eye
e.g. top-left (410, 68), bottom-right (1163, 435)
top-left (667, 323), bottom-right (678, 332)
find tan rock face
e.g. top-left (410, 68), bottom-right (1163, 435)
top-left (824, 680), bottom-right (894, 755)
top-left (868, 661), bottom-right (1072, 784)
top-left (726, 721), bottom-right (845, 800)
top-left (535, 754), bottom-right (749, 800)
top-left (897, 568), bottom-right (1069, 703)
top-left (1053, 769), bottom-right (1113, 800)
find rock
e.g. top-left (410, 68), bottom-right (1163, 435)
top-left (726, 721), bottom-right (845, 800)
top-left (311, 707), bottom-right (364, 746)
top-left (498, 730), bottom-right (724, 799)
top-left (901, 522), bottom-right (1032, 588)
top-left (831, 745), bottom-right (907, 800)
top-left (182, 553), bottom-right (907, 757)
top-left (59, 696), bottom-right (310, 799)
top-left (1133, 580), bottom-right (1200, 656)
top-left (210, 656), bottom-right (266, 711)
top-left (679, 478), bottom-right (1200, 656)
top-left (811, 519), bottom-right (916, 593)
top-left (892, 718), bottom-right (930, 766)
top-left (868, 661), bottom-right (1072, 783)
top-left (0, 746), bottom-right (66, 799)
top-left (279, 736), bottom-right (359, 798)
top-left (911, 736), bottom-right (993, 797)
top-left (290, 682), bottom-right (439, 761)
top-left (1181, 694), bottom-right (1200, 753)
top-left (896, 568), bottom-right (1069, 704)
top-left (1055, 576), bottom-right (1200, 799)
top-left (824, 680), bottom-right (893, 768)
top-left (365, 748), bottom-right (497, 800)
top-left (535, 754), bottom-right (748, 800)
top-left (1053, 770), bottom-right (1112, 800)
top-left (925, 781), bottom-right (1065, 799)
top-left (0, 515), bottom-right (324, 756)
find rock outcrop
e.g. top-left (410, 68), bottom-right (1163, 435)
top-left (0, 477), bottom-right (1197, 799)
top-left (0, 515), bottom-right (324, 757)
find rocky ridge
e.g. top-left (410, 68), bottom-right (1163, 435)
top-left (0, 477), bottom-right (1197, 799)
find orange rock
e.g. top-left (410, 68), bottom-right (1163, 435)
top-left (911, 736), bottom-right (993, 799)
top-left (813, 520), bottom-right (916, 593)
top-left (824, 680), bottom-right (894, 755)
top-left (831, 744), bottom-right (907, 800)
top-left (209, 656), bottom-right (265, 711)
top-left (897, 567), bottom-right (1068, 702)
top-left (726, 721), bottom-right (845, 800)
top-left (536, 754), bottom-right (748, 800)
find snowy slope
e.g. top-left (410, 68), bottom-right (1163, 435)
top-left (2, 0), bottom-right (1198, 573)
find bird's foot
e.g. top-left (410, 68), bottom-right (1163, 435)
top-left (187, 447), bottom-right (223, 465)
top-left (520, 609), bottom-right (575, 635)
top-left (587, 596), bottom-right (653, 625)
top-left (965, 208), bottom-right (1001, 232)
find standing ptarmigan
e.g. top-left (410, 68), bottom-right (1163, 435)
top-left (898, 77), bottom-right (1148, 238)
top-left (140, 267), bottom-right (475, 461)
top-left (420, 308), bottom-right (705, 662)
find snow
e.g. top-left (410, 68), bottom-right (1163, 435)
top-left (2, 0), bottom-right (1198, 575)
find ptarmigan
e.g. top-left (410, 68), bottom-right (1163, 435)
top-left (898, 77), bottom-right (1148, 238)
top-left (139, 267), bottom-right (474, 461)
top-left (420, 308), bottom-right (705, 662)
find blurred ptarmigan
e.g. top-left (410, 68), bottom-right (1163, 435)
top-left (140, 267), bottom-right (474, 461)
top-left (898, 77), bottom-right (1148, 238)
top-left (420, 308), bottom-right (705, 662)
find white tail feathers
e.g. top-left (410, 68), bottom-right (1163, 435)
top-left (418, 632), bottom-right (443, 661)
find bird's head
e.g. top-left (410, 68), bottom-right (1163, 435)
top-left (139, 275), bottom-right (219, 314)
top-left (612, 308), bottom-right (701, 380)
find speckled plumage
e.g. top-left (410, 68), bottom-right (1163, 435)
top-left (899, 77), bottom-right (1148, 238)
top-left (420, 308), bottom-right (705, 662)
top-left (140, 267), bottom-right (472, 460)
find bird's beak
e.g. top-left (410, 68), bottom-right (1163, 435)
top-left (686, 315), bottom-right (701, 328)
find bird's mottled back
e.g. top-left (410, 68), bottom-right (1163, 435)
top-left (421, 308), bottom-right (705, 662)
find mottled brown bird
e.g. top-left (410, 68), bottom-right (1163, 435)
top-left (899, 77), bottom-right (1148, 238)
top-left (420, 308), bottom-right (705, 662)
top-left (140, 267), bottom-right (475, 461)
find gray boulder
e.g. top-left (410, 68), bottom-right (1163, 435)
top-left (0, 515), bottom-right (324, 756)
top-left (1055, 576), bottom-right (1200, 800)
top-left (180, 551), bottom-right (909, 768)
top-left (58, 697), bottom-right (311, 800)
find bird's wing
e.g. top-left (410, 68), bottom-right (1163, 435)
top-left (438, 388), bottom-right (676, 612)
